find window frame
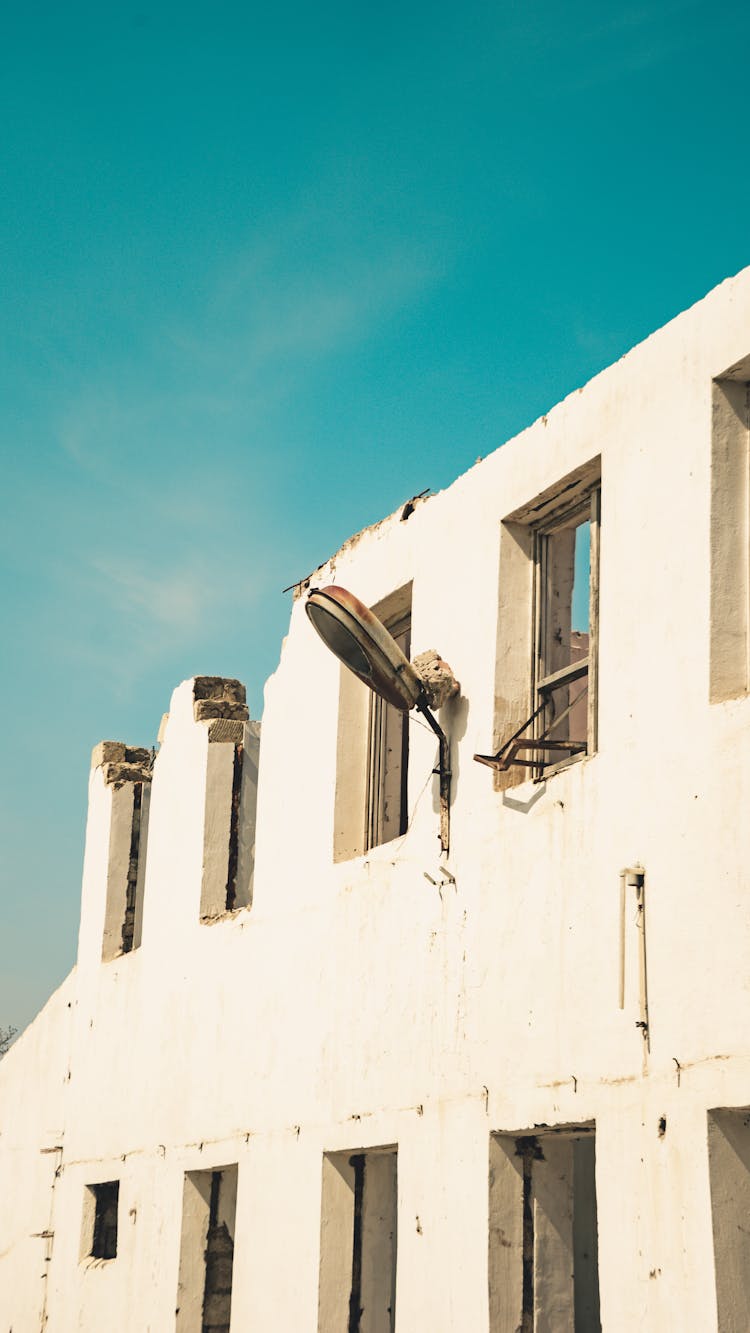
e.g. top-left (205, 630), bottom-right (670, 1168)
top-left (475, 463), bottom-right (601, 783)
top-left (531, 485), bottom-right (600, 777)
top-left (333, 582), bottom-right (413, 862)
top-left (365, 606), bottom-right (411, 851)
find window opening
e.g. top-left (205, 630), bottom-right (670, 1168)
top-left (84, 1180), bottom-right (119, 1261)
top-left (532, 502), bottom-right (593, 772)
top-left (97, 744), bottom-right (152, 962)
top-left (224, 744), bottom-right (244, 912)
top-left (366, 611), bottom-right (410, 850)
top-left (318, 1147), bottom-right (398, 1333)
top-left (476, 485), bottom-right (600, 776)
top-left (489, 1128), bottom-right (600, 1332)
top-left (333, 584), bottom-right (413, 861)
top-left (710, 371), bottom-right (750, 702)
top-left (349, 1154), bottom-right (366, 1333)
top-left (200, 721), bottom-right (259, 921)
top-left (708, 1107), bottom-right (750, 1329)
top-left (176, 1165), bottom-right (238, 1333)
top-left (203, 1170), bottom-right (236, 1333)
top-left (121, 783), bottom-right (143, 953)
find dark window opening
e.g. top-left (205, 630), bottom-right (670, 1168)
top-left (224, 745), bottom-right (244, 912)
top-left (202, 1170), bottom-right (235, 1333)
top-left (91, 1180), bottom-right (119, 1260)
top-left (177, 1164), bottom-right (238, 1333)
top-left (121, 783), bottom-right (143, 953)
top-left (348, 1154), bottom-right (366, 1333)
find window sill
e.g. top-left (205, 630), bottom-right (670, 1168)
top-left (501, 751), bottom-right (598, 808)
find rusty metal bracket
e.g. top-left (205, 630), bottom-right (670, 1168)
top-left (474, 689), bottom-right (587, 773)
top-left (417, 696), bottom-right (451, 854)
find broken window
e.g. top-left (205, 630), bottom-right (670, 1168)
top-left (318, 1147), bottom-right (398, 1333)
top-left (708, 1107), bottom-right (750, 1329)
top-left (489, 1127), bottom-right (600, 1332)
top-left (334, 585), bottom-right (412, 861)
top-left (531, 491), bottom-right (599, 773)
top-left (81, 1180), bottom-right (119, 1261)
top-left (475, 465), bottom-right (600, 780)
top-left (176, 1165), bottom-right (238, 1333)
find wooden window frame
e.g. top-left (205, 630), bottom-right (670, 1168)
top-left (365, 607), bottom-right (411, 851)
top-left (531, 486), bottom-right (600, 777)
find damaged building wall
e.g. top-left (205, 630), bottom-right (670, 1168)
top-left (4, 269), bottom-right (750, 1329)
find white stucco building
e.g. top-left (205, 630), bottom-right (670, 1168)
top-left (3, 269), bottom-right (750, 1332)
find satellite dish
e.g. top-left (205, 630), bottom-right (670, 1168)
top-left (305, 585), bottom-right (423, 711)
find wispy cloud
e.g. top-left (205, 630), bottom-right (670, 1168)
top-left (167, 233), bottom-right (438, 380)
top-left (57, 221), bottom-right (441, 480)
top-left (44, 203), bottom-right (447, 698)
top-left (39, 548), bottom-right (261, 702)
top-left (91, 560), bottom-right (211, 634)
top-left (557, 0), bottom-right (706, 93)
top-left (496, 0), bottom-right (706, 97)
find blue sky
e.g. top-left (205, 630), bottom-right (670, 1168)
top-left (1, 0), bottom-right (748, 1032)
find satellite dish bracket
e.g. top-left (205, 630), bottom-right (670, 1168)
top-left (415, 694), bottom-right (451, 854)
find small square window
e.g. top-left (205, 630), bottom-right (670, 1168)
top-left (82, 1180), bottom-right (119, 1261)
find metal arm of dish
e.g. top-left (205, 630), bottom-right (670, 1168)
top-left (416, 693), bottom-right (450, 855)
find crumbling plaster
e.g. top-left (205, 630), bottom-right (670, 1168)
top-left (2, 269), bottom-right (750, 1329)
